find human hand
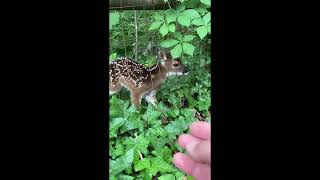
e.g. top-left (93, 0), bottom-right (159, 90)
top-left (173, 121), bottom-right (211, 180)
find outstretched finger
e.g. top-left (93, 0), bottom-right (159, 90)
top-left (173, 153), bottom-right (211, 180)
top-left (190, 121), bottom-right (211, 140)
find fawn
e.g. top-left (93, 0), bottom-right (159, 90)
top-left (109, 51), bottom-right (189, 107)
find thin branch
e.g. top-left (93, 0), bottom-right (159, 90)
top-left (134, 10), bottom-right (138, 61)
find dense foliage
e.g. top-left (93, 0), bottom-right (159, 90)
top-left (109, 0), bottom-right (211, 179)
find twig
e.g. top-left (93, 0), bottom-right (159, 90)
top-left (134, 10), bottom-right (138, 61)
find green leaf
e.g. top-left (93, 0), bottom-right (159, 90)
top-left (160, 38), bottom-right (180, 48)
top-left (203, 12), bottom-right (211, 25)
top-left (158, 174), bottom-right (175, 180)
top-left (109, 149), bottom-right (134, 176)
top-left (175, 171), bottom-right (186, 180)
top-left (109, 96), bottom-right (129, 117)
top-left (180, 9), bottom-right (201, 19)
top-left (174, 32), bottom-right (183, 41)
top-left (182, 43), bottom-right (195, 56)
top-left (150, 157), bottom-right (175, 175)
top-left (151, 136), bottom-right (170, 150)
top-left (111, 140), bottom-right (125, 158)
top-left (143, 104), bottom-right (162, 124)
top-left (181, 109), bottom-right (196, 123)
top-left (109, 12), bottom-right (120, 30)
top-left (168, 93), bottom-right (179, 105)
top-left (165, 9), bottom-right (177, 24)
top-left (117, 175), bottom-right (134, 180)
top-left (196, 7), bottom-right (208, 14)
top-left (123, 134), bottom-right (150, 155)
top-left (167, 108), bottom-right (180, 118)
top-left (149, 21), bottom-right (163, 31)
top-left (154, 12), bottom-right (164, 21)
top-left (192, 18), bottom-right (205, 26)
top-left (151, 146), bottom-right (172, 163)
top-left (170, 44), bottom-right (182, 58)
top-left (168, 23), bottom-right (176, 33)
top-left (207, 23), bottom-right (211, 33)
top-left (196, 96), bottom-right (211, 111)
top-left (160, 23), bottom-right (169, 37)
top-left (134, 158), bottom-right (151, 172)
top-left (109, 53), bottom-right (117, 62)
top-left (200, 0), bottom-right (211, 6)
top-left (154, 126), bottom-right (168, 137)
top-left (177, 15), bottom-right (191, 27)
top-left (120, 113), bottom-right (142, 134)
top-left (183, 35), bottom-right (196, 42)
top-left (165, 121), bottom-right (183, 135)
top-left (141, 170), bottom-right (153, 180)
top-left (176, 4), bottom-right (185, 13)
top-left (196, 26), bottom-right (208, 40)
top-left (110, 118), bottom-right (126, 138)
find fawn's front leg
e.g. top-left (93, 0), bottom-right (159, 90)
top-left (145, 91), bottom-right (157, 107)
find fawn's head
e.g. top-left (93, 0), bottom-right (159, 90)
top-left (157, 51), bottom-right (189, 76)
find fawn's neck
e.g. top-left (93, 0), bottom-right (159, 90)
top-left (144, 62), bottom-right (168, 85)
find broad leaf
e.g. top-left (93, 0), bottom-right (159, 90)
top-left (109, 52), bottom-right (117, 62)
top-left (154, 12), bottom-right (164, 21)
top-left (183, 35), bottom-right (196, 42)
top-left (149, 21), bottom-right (163, 31)
top-left (196, 26), bottom-right (208, 39)
top-left (170, 44), bottom-right (182, 58)
top-left (120, 113), bottom-right (142, 134)
top-left (150, 157), bottom-right (175, 175)
top-left (180, 9), bottom-right (201, 19)
top-left (192, 18), bottom-right (205, 26)
top-left (117, 175), bottom-right (134, 180)
top-left (168, 23), bottom-right (176, 33)
top-left (177, 15), bottom-right (191, 27)
top-left (182, 43), bottom-right (195, 56)
top-left (110, 118), bottom-right (126, 138)
top-left (160, 39), bottom-right (179, 48)
top-left (123, 134), bottom-right (150, 155)
top-left (165, 9), bottom-right (177, 24)
top-left (200, 0), bottom-right (211, 6)
top-left (160, 23), bottom-right (169, 37)
top-left (174, 32), bottom-right (183, 41)
top-left (143, 104), bottom-right (162, 124)
top-left (203, 12), bottom-right (211, 25)
top-left (158, 174), bottom-right (175, 180)
top-left (109, 12), bottom-right (120, 30)
top-left (109, 149), bottom-right (134, 176)
top-left (176, 4), bottom-right (185, 13)
top-left (134, 158), bottom-right (151, 172)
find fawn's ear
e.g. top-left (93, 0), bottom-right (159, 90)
top-left (157, 51), bottom-right (168, 62)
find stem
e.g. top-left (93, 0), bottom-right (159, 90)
top-left (134, 10), bottom-right (138, 61)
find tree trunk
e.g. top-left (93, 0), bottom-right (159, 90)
top-left (109, 0), bottom-right (177, 10)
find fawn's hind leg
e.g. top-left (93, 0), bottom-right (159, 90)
top-left (130, 92), bottom-right (142, 107)
top-left (109, 83), bottom-right (122, 95)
